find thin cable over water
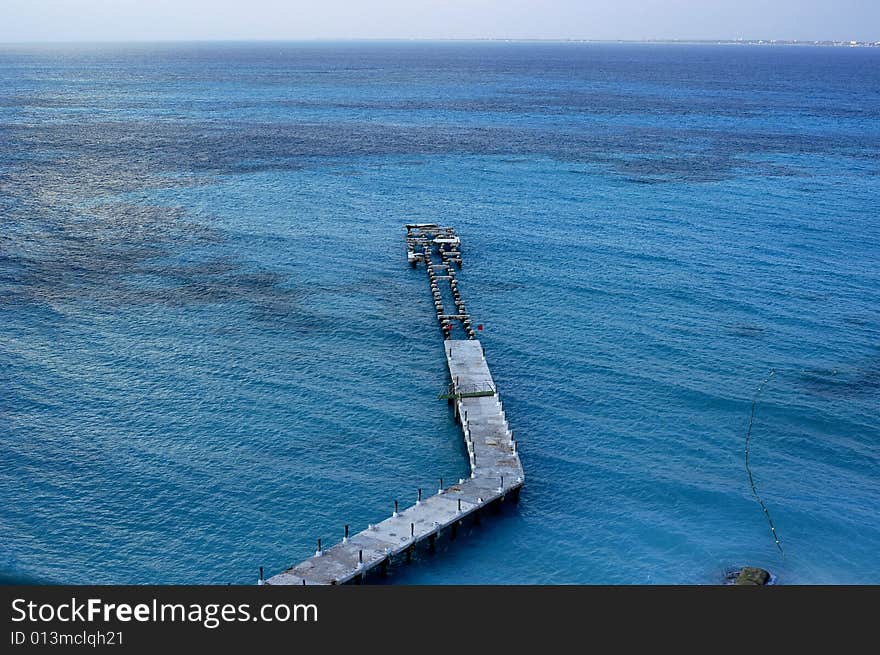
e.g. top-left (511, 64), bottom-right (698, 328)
top-left (745, 369), bottom-right (783, 556)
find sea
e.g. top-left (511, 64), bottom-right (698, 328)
top-left (1, 41), bottom-right (878, 584)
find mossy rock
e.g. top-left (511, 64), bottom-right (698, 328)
top-left (734, 567), bottom-right (771, 586)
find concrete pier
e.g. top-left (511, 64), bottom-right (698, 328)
top-left (264, 226), bottom-right (523, 586)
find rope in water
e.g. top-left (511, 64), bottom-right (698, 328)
top-left (744, 369), bottom-right (784, 556)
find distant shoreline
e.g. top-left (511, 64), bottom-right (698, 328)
top-left (556, 39), bottom-right (880, 47)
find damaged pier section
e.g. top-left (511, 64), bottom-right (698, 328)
top-left (405, 223), bottom-right (476, 340)
top-left (264, 225), bottom-right (523, 586)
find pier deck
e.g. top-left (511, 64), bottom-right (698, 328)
top-left (264, 226), bottom-right (523, 586)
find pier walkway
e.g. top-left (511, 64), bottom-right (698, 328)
top-left (264, 226), bottom-right (523, 585)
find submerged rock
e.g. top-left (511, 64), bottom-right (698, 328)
top-left (734, 567), bottom-right (772, 586)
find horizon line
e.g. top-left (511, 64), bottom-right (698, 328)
top-left (1, 36), bottom-right (879, 47)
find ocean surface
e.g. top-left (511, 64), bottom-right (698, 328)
top-left (1, 42), bottom-right (878, 585)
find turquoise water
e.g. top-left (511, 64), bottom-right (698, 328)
top-left (1, 42), bottom-right (879, 584)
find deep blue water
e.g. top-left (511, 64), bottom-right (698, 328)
top-left (1, 42), bottom-right (879, 584)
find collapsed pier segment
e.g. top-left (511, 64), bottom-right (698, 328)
top-left (405, 224), bottom-right (475, 340)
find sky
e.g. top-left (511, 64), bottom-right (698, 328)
top-left (1, 0), bottom-right (878, 43)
